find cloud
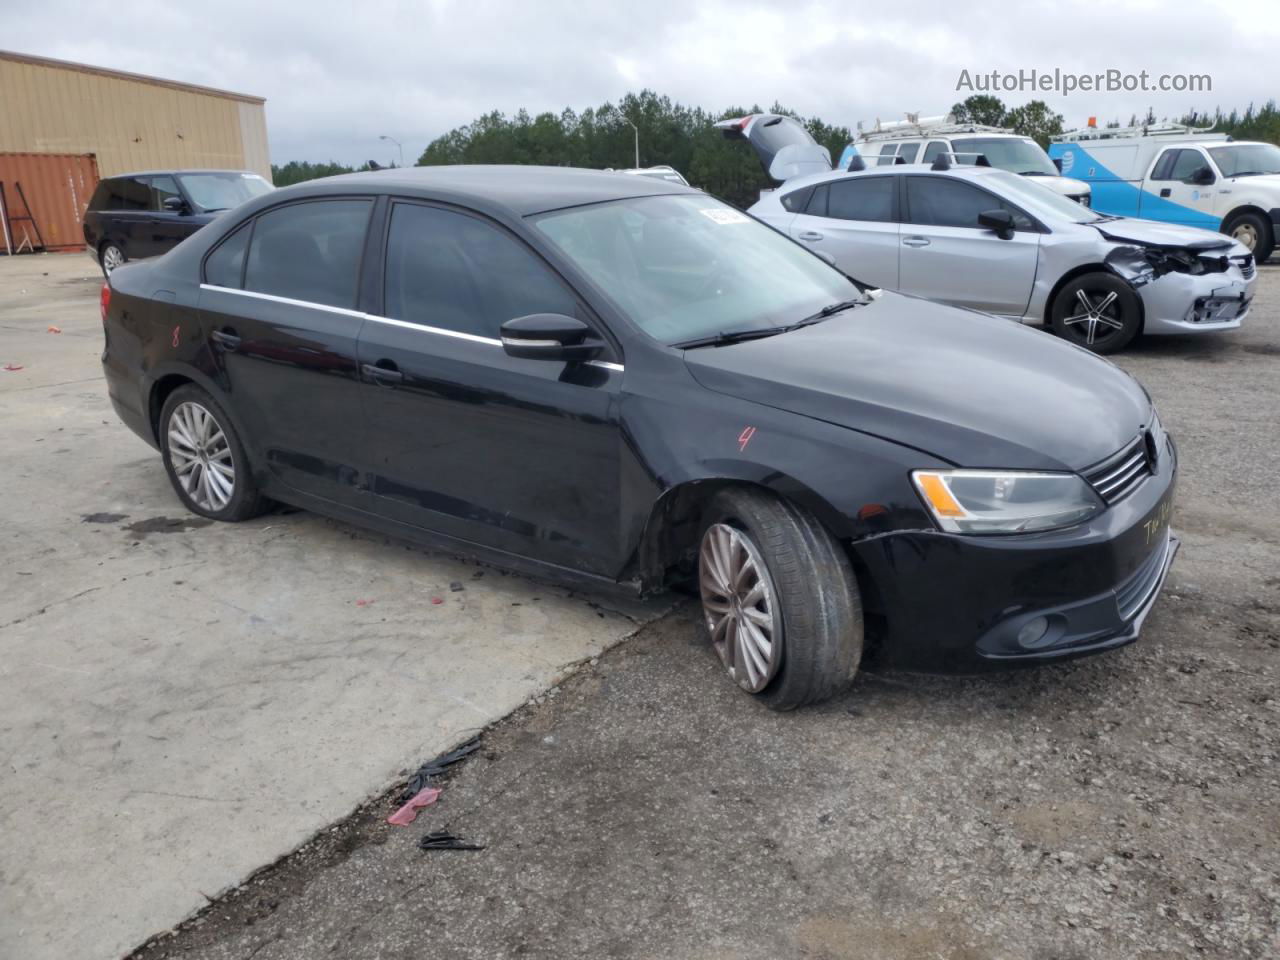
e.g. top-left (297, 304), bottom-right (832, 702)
top-left (7, 0), bottom-right (1278, 165)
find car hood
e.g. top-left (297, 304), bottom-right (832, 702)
top-left (682, 292), bottom-right (1151, 471)
top-left (1093, 217), bottom-right (1234, 251)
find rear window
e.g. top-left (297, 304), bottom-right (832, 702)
top-left (241, 200), bottom-right (372, 309)
top-left (827, 177), bottom-right (895, 222)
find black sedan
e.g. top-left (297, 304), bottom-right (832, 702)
top-left (100, 166), bottom-right (1178, 709)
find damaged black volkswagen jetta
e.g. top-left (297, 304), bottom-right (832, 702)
top-left (101, 166), bottom-right (1178, 709)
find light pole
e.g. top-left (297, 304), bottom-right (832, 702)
top-left (379, 135), bottom-right (404, 168)
top-left (625, 119), bottom-right (639, 169)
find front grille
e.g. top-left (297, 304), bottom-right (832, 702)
top-left (1116, 530), bottom-right (1172, 620)
top-left (1085, 437), bottom-right (1152, 504)
top-left (1234, 254), bottom-right (1256, 280)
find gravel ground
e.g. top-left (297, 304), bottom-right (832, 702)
top-left (131, 268), bottom-right (1279, 960)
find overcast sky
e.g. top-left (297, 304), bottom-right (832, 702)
top-left (9, 0), bottom-right (1278, 167)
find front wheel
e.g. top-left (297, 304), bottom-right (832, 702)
top-left (1050, 273), bottom-right (1141, 354)
top-left (159, 384), bottom-right (268, 521)
top-left (1223, 211), bottom-right (1274, 263)
top-left (698, 488), bottom-right (863, 710)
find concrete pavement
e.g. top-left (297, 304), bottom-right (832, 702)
top-left (0, 253), bottom-right (669, 960)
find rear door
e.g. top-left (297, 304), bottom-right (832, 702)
top-left (104, 176), bottom-right (152, 257)
top-left (789, 175), bottom-right (900, 289)
top-left (355, 200), bottom-right (624, 575)
top-left (898, 174), bottom-right (1040, 317)
top-left (197, 197), bottom-right (375, 507)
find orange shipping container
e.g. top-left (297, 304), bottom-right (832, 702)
top-left (0, 152), bottom-right (100, 252)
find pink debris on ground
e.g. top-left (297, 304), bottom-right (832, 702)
top-left (431, 597), bottom-right (444, 605)
top-left (387, 786), bottom-right (441, 826)
top-left (47, 325), bottom-right (61, 334)
top-left (3, 364), bottom-right (23, 372)
top-left (355, 598), bottom-right (374, 607)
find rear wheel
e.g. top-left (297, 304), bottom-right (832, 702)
top-left (99, 242), bottom-right (126, 277)
top-left (1050, 273), bottom-right (1141, 354)
top-left (1223, 211), bottom-right (1273, 263)
top-left (159, 384), bottom-right (267, 521)
top-left (698, 488), bottom-right (862, 710)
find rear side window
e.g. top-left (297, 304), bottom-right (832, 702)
top-left (105, 177), bottom-right (149, 211)
top-left (922, 141), bottom-right (947, 164)
top-left (383, 203), bottom-right (577, 339)
top-left (827, 177), bottom-right (895, 222)
top-left (780, 186), bottom-right (814, 212)
top-left (804, 184), bottom-right (829, 216)
top-left (876, 145), bottom-right (899, 166)
top-left (88, 181), bottom-right (112, 211)
top-left (904, 176), bottom-right (1033, 230)
top-left (204, 223), bottom-right (251, 288)
top-left (148, 176), bottom-right (182, 211)
top-left (243, 200), bottom-right (372, 309)
top-left (896, 143), bottom-right (920, 164)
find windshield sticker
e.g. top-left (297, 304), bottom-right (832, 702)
top-left (700, 208), bottom-right (749, 225)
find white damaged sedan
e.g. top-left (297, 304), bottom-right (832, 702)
top-left (722, 113), bottom-right (1257, 354)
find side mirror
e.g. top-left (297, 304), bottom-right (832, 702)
top-left (1052, 157), bottom-right (1063, 173)
top-left (500, 314), bottom-right (602, 362)
top-left (162, 196), bottom-right (188, 213)
top-left (977, 208), bottom-right (1015, 239)
top-left (1190, 166), bottom-right (1215, 185)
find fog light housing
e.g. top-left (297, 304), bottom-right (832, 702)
top-left (1017, 616), bottom-right (1051, 649)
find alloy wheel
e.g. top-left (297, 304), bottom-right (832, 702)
top-left (167, 401), bottom-right (235, 512)
top-left (1230, 221), bottom-right (1259, 251)
top-left (101, 245), bottom-right (125, 274)
top-left (1062, 288), bottom-right (1125, 346)
top-left (698, 523), bottom-right (783, 693)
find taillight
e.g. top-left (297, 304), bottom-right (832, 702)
top-left (100, 283), bottom-right (111, 324)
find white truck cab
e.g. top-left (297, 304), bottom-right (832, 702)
top-left (1049, 123), bottom-right (1280, 262)
top-left (844, 115), bottom-right (1092, 205)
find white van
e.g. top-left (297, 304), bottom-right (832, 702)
top-left (844, 116), bottom-right (1091, 204)
top-left (1049, 123), bottom-right (1280, 262)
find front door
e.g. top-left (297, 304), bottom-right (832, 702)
top-left (356, 201), bottom-right (624, 576)
top-left (1141, 148), bottom-right (1221, 229)
top-left (197, 197), bottom-right (375, 506)
top-left (789, 174), bottom-right (900, 289)
top-left (143, 175), bottom-right (194, 255)
top-left (898, 174), bottom-right (1040, 317)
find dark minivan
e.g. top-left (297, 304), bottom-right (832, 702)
top-left (83, 170), bottom-right (272, 276)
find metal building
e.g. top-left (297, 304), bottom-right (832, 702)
top-left (0, 50), bottom-right (269, 251)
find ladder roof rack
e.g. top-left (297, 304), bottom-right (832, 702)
top-left (1051, 122), bottom-right (1223, 142)
top-left (855, 113), bottom-right (1017, 142)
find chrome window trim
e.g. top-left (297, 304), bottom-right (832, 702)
top-left (197, 283), bottom-right (623, 371)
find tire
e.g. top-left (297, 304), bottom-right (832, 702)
top-left (1222, 211), bottom-right (1273, 263)
top-left (159, 384), bottom-right (268, 521)
top-left (697, 487), bottom-right (863, 710)
top-left (1050, 272), bottom-right (1142, 355)
top-left (99, 242), bottom-right (126, 277)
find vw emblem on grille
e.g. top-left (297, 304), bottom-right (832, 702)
top-left (1143, 430), bottom-right (1160, 471)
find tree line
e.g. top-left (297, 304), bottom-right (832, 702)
top-left (272, 91), bottom-right (1280, 207)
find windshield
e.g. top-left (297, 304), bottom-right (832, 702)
top-left (976, 169), bottom-right (1106, 224)
top-left (951, 137), bottom-right (1059, 176)
top-left (176, 172), bottom-right (273, 211)
top-left (533, 194), bottom-right (860, 345)
top-left (1207, 143), bottom-right (1280, 177)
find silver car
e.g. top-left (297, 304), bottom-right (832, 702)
top-left (747, 161), bottom-right (1257, 354)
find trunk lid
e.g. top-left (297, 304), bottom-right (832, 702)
top-left (715, 114), bottom-right (832, 183)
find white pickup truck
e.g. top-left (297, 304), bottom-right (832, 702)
top-left (1049, 124), bottom-right (1280, 262)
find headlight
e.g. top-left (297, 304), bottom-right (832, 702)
top-left (912, 470), bottom-right (1104, 534)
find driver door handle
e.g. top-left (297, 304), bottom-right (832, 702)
top-left (798, 231), bottom-right (823, 241)
top-left (1159, 188), bottom-right (1172, 197)
top-left (902, 236), bottom-right (931, 247)
top-left (362, 360), bottom-right (403, 384)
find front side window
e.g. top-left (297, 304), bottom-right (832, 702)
top-left (243, 200), bottom-right (372, 309)
top-left (177, 172), bottom-right (273, 212)
top-left (533, 194), bottom-right (860, 346)
top-left (1169, 149), bottom-right (1211, 182)
top-left (384, 203), bottom-right (578, 339)
top-left (827, 176), bottom-right (896, 222)
top-left (904, 176), bottom-right (1033, 230)
top-left (1150, 150), bottom-right (1180, 181)
top-left (148, 176), bottom-right (182, 211)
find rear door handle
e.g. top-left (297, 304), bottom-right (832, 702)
top-left (1159, 188), bottom-right (1172, 197)
top-left (797, 231), bottom-right (823, 241)
top-left (902, 236), bottom-right (931, 247)
top-left (210, 328), bottom-right (241, 351)
top-left (362, 361), bottom-right (403, 384)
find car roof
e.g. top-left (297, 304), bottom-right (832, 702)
top-left (106, 169), bottom-right (262, 179)
top-left (781, 163), bottom-right (1009, 192)
top-left (307, 165), bottom-right (700, 216)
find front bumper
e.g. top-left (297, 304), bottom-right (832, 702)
top-left (1138, 268), bottom-right (1256, 335)
top-left (853, 438), bottom-right (1178, 672)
